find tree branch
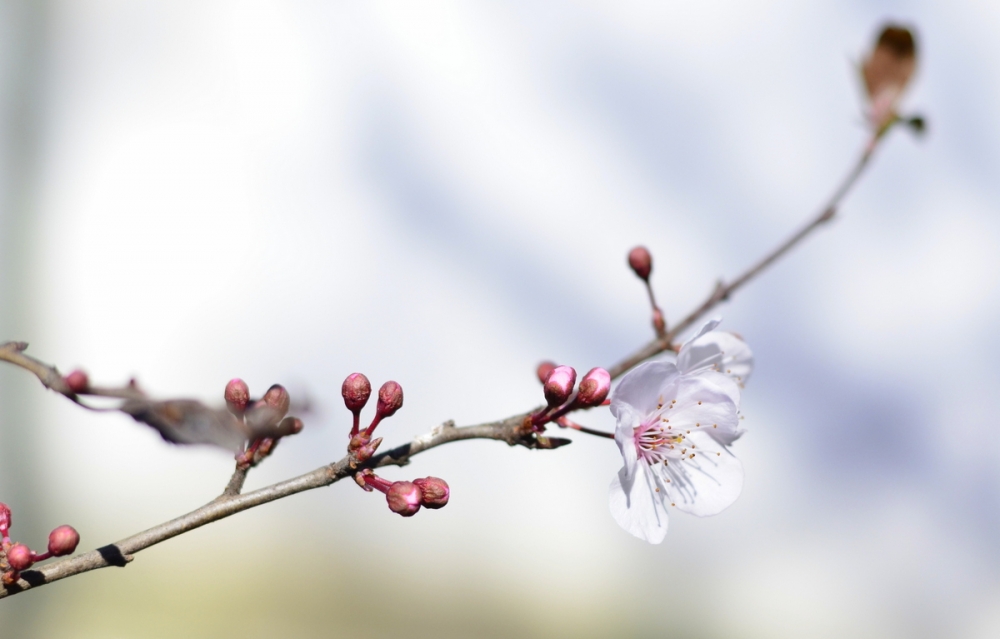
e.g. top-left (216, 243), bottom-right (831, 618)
top-left (0, 131), bottom-right (887, 601)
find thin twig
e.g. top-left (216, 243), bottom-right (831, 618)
top-left (607, 138), bottom-right (878, 379)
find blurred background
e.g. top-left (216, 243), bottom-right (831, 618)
top-left (1, 1), bottom-right (998, 637)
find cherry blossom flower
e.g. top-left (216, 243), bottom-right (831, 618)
top-left (609, 356), bottom-right (744, 544)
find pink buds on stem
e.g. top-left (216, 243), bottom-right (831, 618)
top-left (342, 373), bottom-right (372, 436)
top-left (536, 361), bottom-right (557, 384)
top-left (356, 471), bottom-right (450, 515)
top-left (64, 369), bottom-right (89, 394)
top-left (628, 246), bottom-right (652, 281)
top-left (386, 481), bottom-right (422, 517)
top-left (543, 366), bottom-right (576, 408)
top-left (6, 543), bottom-right (34, 571)
top-left (224, 379), bottom-right (250, 417)
top-left (413, 477), bottom-right (450, 509)
top-left (47, 525), bottom-right (80, 557)
top-left (576, 368), bottom-right (611, 407)
top-left (627, 246), bottom-right (666, 338)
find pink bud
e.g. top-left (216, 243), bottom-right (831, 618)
top-left (376, 381), bottom-right (403, 419)
top-left (47, 525), bottom-right (80, 557)
top-left (0, 502), bottom-right (10, 530)
top-left (536, 361), bottom-right (556, 384)
top-left (224, 378), bottom-right (250, 416)
top-left (262, 384), bottom-right (291, 417)
top-left (65, 369), bottom-right (89, 394)
top-left (6, 543), bottom-right (34, 571)
top-left (386, 481), bottom-right (422, 517)
top-left (576, 368), bottom-right (611, 407)
top-left (628, 246), bottom-right (652, 281)
top-left (543, 365), bottom-right (576, 407)
top-left (342, 373), bottom-right (372, 413)
top-left (413, 477), bottom-right (450, 509)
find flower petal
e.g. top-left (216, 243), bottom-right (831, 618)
top-left (678, 330), bottom-right (754, 386)
top-left (614, 407), bottom-right (640, 481)
top-left (610, 361), bottom-right (680, 418)
top-left (609, 463), bottom-right (669, 544)
top-left (657, 431), bottom-right (743, 517)
top-left (667, 375), bottom-right (742, 445)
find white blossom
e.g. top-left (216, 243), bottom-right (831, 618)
top-left (608, 321), bottom-right (752, 544)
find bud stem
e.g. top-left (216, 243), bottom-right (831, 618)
top-left (362, 473), bottom-right (393, 494)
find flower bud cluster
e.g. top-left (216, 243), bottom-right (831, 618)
top-left (341, 373), bottom-right (403, 467)
top-left (355, 470), bottom-right (450, 517)
top-left (1, 502), bottom-right (80, 586)
top-left (225, 379), bottom-right (304, 469)
top-left (528, 365), bottom-right (611, 434)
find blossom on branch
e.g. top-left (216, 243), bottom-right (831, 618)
top-left (609, 332), bottom-right (748, 543)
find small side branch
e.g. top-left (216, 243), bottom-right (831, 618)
top-left (609, 139), bottom-right (877, 379)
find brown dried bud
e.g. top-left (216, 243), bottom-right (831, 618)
top-left (342, 373), bottom-right (372, 413)
top-left (224, 378), bottom-right (250, 416)
top-left (628, 246), bottom-right (652, 281)
top-left (376, 381), bottom-right (403, 419)
top-left (413, 477), bottom-right (450, 509)
top-left (47, 525), bottom-right (80, 557)
top-left (536, 361), bottom-right (557, 384)
top-left (6, 543), bottom-right (34, 571)
top-left (386, 481), bottom-right (422, 517)
top-left (862, 25), bottom-right (917, 131)
top-left (64, 369), bottom-right (89, 394)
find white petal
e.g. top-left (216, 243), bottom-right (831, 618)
top-left (668, 376), bottom-right (742, 445)
top-left (614, 409), bottom-right (640, 481)
top-left (610, 361), bottom-right (680, 418)
top-left (682, 317), bottom-right (723, 348)
top-left (609, 463), bottom-right (669, 544)
top-left (678, 330), bottom-right (754, 386)
top-left (658, 431), bottom-right (743, 517)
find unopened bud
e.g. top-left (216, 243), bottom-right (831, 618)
top-left (262, 384), bottom-right (291, 417)
top-left (376, 381), bottom-right (403, 419)
top-left (543, 365), bottom-right (576, 407)
top-left (386, 481), bottom-right (422, 517)
top-left (536, 361), bottom-right (556, 384)
top-left (47, 525), bottom-right (80, 557)
top-left (342, 373), bottom-right (372, 413)
top-left (576, 368), bottom-right (611, 407)
top-left (224, 378), bottom-right (250, 416)
top-left (275, 416), bottom-right (304, 437)
top-left (863, 25), bottom-right (917, 132)
top-left (628, 246), bottom-right (652, 281)
top-left (65, 369), bottom-right (89, 394)
top-left (413, 477), bottom-right (450, 509)
top-left (6, 543), bottom-right (34, 571)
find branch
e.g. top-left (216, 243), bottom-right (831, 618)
top-left (0, 130), bottom-right (888, 600)
top-left (607, 137), bottom-right (878, 379)
top-left (0, 411), bottom-right (547, 599)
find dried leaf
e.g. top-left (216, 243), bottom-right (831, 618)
top-left (120, 399), bottom-right (251, 452)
